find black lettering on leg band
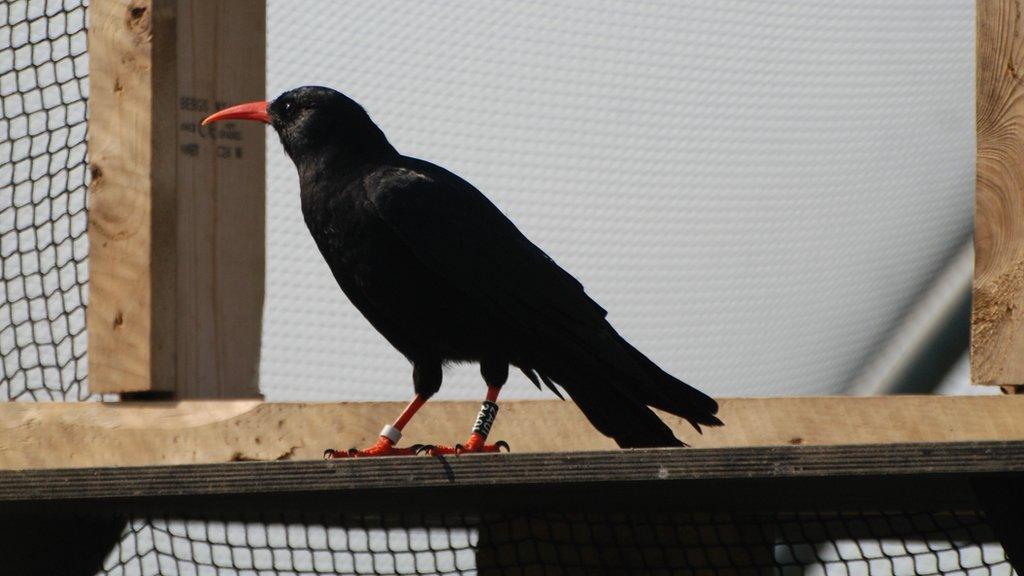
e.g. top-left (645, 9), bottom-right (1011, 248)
top-left (472, 400), bottom-right (499, 438)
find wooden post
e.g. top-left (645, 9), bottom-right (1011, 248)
top-left (87, 0), bottom-right (265, 397)
top-left (975, 0), bottom-right (1024, 388)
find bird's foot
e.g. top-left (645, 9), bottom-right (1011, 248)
top-left (417, 433), bottom-right (510, 456)
top-left (323, 436), bottom-right (420, 459)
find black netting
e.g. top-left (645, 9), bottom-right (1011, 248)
top-left (0, 0), bottom-right (91, 400)
top-left (1, 3), bottom-right (1018, 576)
top-left (92, 511), bottom-right (1015, 576)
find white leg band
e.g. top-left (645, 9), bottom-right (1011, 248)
top-left (380, 424), bottom-right (402, 444)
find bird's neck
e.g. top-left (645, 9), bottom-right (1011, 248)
top-left (295, 140), bottom-right (397, 185)
top-left (295, 147), bottom-right (399, 230)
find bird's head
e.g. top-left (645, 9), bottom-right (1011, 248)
top-left (203, 86), bottom-right (394, 167)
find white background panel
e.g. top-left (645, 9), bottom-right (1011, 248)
top-left (260, 0), bottom-right (973, 401)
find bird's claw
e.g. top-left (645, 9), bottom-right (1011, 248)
top-left (323, 439), bottom-right (420, 458)
top-left (323, 447), bottom-right (365, 459)
top-left (323, 434), bottom-right (508, 458)
top-left (417, 439), bottom-right (510, 456)
top-left (417, 443), bottom-right (449, 456)
top-left (456, 440), bottom-right (511, 454)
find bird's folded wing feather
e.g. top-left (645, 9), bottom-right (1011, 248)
top-left (363, 162), bottom-right (608, 337)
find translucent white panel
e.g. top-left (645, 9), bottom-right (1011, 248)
top-left (261, 0), bottom-right (973, 401)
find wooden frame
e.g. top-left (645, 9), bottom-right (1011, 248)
top-left (87, 0), bottom-right (265, 397)
top-left (1, 396), bottom-right (1022, 469)
top-left (9, 0), bottom-right (1024, 571)
top-left (66, 0), bottom-right (1024, 500)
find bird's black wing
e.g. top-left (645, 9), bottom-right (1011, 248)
top-left (363, 161), bottom-right (609, 336)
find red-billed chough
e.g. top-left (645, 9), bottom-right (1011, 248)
top-left (204, 86), bottom-right (722, 457)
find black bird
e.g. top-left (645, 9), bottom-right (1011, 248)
top-left (204, 86), bottom-right (721, 456)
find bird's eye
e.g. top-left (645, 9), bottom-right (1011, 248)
top-left (283, 101), bottom-right (294, 113)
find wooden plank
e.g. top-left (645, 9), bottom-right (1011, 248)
top-left (0, 441), bottom-right (1021, 506)
top-left (87, 0), bottom-right (265, 396)
top-left (1, 397), bottom-right (1024, 469)
top-left (87, 0), bottom-right (174, 393)
top-left (173, 0), bottom-right (266, 397)
top-left (974, 0), bottom-right (1024, 386)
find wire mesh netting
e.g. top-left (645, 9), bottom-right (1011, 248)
top-left (0, 2), bottom-right (1018, 576)
top-left (96, 511), bottom-right (1015, 576)
top-left (0, 0), bottom-right (91, 400)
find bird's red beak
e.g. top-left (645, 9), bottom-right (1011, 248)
top-left (202, 101), bottom-right (271, 126)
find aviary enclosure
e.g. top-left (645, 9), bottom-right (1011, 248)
top-left (0, 0), bottom-right (1022, 574)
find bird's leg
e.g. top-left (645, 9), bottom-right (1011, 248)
top-left (324, 395), bottom-right (427, 458)
top-left (422, 385), bottom-right (509, 455)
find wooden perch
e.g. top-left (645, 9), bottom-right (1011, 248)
top-left (2, 396), bottom-right (1023, 470)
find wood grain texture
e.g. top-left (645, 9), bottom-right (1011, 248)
top-left (0, 441), bottom-right (1021, 504)
top-left (974, 0), bottom-right (1024, 385)
top-left (87, 0), bottom-right (173, 393)
top-left (173, 0), bottom-right (265, 397)
top-left (2, 397), bottom-right (1023, 470)
top-left (87, 0), bottom-right (265, 396)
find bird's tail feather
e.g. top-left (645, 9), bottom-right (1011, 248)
top-left (529, 325), bottom-right (721, 448)
top-left (549, 366), bottom-right (685, 448)
top-left (521, 367), bottom-right (565, 400)
top-left (606, 331), bottom-right (723, 432)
